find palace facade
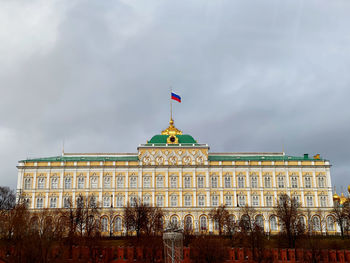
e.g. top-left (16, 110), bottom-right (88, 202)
top-left (16, 119), bottom-right (336, 234)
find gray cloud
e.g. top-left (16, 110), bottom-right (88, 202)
top-left (0, 0), bottom-right (350, 192)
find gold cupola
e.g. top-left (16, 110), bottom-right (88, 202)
top-left (161, 118), bottom-right (183, 144)
top-left (333, 192), bottom-right (340, 203)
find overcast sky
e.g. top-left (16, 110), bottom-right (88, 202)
top-left (1, 0), bottom-right (350, 193)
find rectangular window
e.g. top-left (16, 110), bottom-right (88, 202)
top-left (211, 177), bottom-right (218, 188)
top-left (252, 196), bottom-right (259, 206)
top-left (156, 176), bottom-right (163, 188)
top-left (130, 177), bottom-right (137, 188)
top-left (184, 195), bottom-right (192, 206)
top-left (116, 196), bottom-right (124, 207)
top-left (156, 195), bottom-right (164, 207)
top-left (64, 177), bottom-right (72, 189)
top-left (292, 195), bottom-right (300, 205)
top-left (291, 177), bottom-right (298, 188)
top-left (170, 196), bottom-right (178, 207)
top-left (238, 177), bottom-right (245, 188)
top-left (318, 177), bottom-right (325, 188)
top-left (143, 177), bottom-right (151, 188)
top-left (320, 196), bottom-right (327, 207)
top-left (24, 178), bottom-right (31, 190)
top-left (184, 177), bottom-right (191, 188)
top-left (306, 196), bottom-right (313, 207)
top-left (38, 178), bottom-right (45, 189)
top-left (170, 177), bottom-right (177, 188)
top-left (197, 177), bottom-right (204, 188)
top-left (36, 198), bottom-right (44, 209)
top-left (225, 195), bottom-right (232, 206)
top-left (63, 197), bottom-right (71, 208)
top-left (264, 177), bottom-right (271, 188)
top-left (103, 196), bottom-right (110, 208)
top-left (51, 178), bottom-right (58, 189)
top-left (224, 176), bottom-right (231, 188)
top-left (305, 177), bottom-right (312, 188)
top-left (238, 196), bottom-right (246, 207)
top-left (211, 195), bottom-right (218, 206)
top-left (198, 195), bottom-right (205, 206)
top-left (277, 177), bottom-right (285, 188)
top-left (50, 197), bottom-right (57, 208)
top-left (91, 177), bottom-right (98, 189)
top-left (265, 196), bottom-right (273, 207)
top-left (116, 176), bottom-right (124, 188)
top-left (251, 177), bottom-right (258, 188)
top-left (143, 196), bottom-right (150, 206)
top-left (78, 177), bottom-right (85, 189)
top-left (104, 176), bottom-right (111, 188)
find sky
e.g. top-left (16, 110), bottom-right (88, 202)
top-left (0, 0), bottom-right (350, 192)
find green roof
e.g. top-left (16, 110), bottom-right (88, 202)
top-left (208, 155), bottom-right (325, 161)
top-left (147, 134), bottom-right (198, 145)
top-left (20, 155), bottom-right (138, 163)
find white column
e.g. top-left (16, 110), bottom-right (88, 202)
top-left (260, 191), bottom-right (264, 207)
top-left (233, 190), bottom-right (237, 207)
top-left (206, 191), bottom-right (210, 206)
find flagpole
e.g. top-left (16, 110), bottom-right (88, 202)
top-left (170, 87), bottom-right (172, 121)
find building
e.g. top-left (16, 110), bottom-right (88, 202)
top-left (16, 118), bottom-right (336, 234)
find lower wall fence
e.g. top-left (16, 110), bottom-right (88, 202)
top-left (1, 246), bottom-right (350, 263)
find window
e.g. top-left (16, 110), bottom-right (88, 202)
top-left (277, 176), bottom-right (285, 188)
top-left (292, 195), bottom-right (300, 205)
top-left (89, 195), bottom-right (97, 208)
top-left (211, 177), bottom-right (218, 188)
top-left (156, 176), bottom-right (163, 188)
top-left (64, 177), bottom-right (72, 189)
top-left (224, 176), bottom-right (231, 188)
top-left (170, 195), bottom-right (178, 207)
top-left (184, 177), bottom-right (191, 188)
top-left (264, 177), bottom-right (271, 188)
top-left (225, 195), bottom-right (232, 206)
top-left (143, 195), bottom-right (150, 206)
top-left (306, 196), bottom-right (313, 207)
top-left (170, 176), bottom-right (177, 188)
top-left (238, 177), bottom-right (245, 188)
top-left (200, 216), bottom-right (207, 231)
top-left (51, 177), bottom-right (58, 189)
top-left (116, 196), bottom-right (124, 207)
top-left (256, 215), bottom-right (264, 229)
top-left (270, 216), bottom-right (277, 231)
top-left (101, 217), bottom-right (108, 232)
top-left (318, 177), bottom-right (325, 188)
top-left (143, 177), bottom-right (151, 188)
top-left (91, 176), bottom-right (98, 189)
top-left (38, 178), bottom-right (45, 189)
top-left (252, 195), bottom-right (259, 206)
top-left (291, 177), bottom-right (298, 188)
top-left (327, 216), bottom-right (334, 231)
top-left (265, 196), bottom-right (273, 207)
top-left (299, 216), bottom-right (306, 230)
top-left (197, 176), bottom-right (204, 188)
top-left (129, 196), bottom-right (137, 206)
top-left (103, 196), bottom-right (111, 208)
top-left (305, 177), bottom-right (312, 188)
top-left (211, 195), bottom-right (218, 206)
top-left (50, 197), bottom-right (57, 208)
top-left (251, 176), bottom-right (258, 188)
top-left (312, 217), bottom-right (320, 231)
top-left (117, 176), bottom-right (124, 188)
top-left (114, 217), bottom-right (122, 232)
top-left (130, 177), bottom-right (137, 188)
top-left (36, 197), bottom-right (44, 208)
top-left (171, 216), bottom-right (178, 227)
top-left (156, 195), bottom-right (164, 207)
top-left (78, 177), bottom-right (85, 189)
top-left (104, 176), bottom-right (111, 188)
top-left (238, 195), bottom-right (246, 207)
top-left (185, 216), bottom-right (193, 231)
top-left (320, 196), bottom-right (327, 207)
top-left (198, 195), bottom-right (205, 206)
top-left (184, 195), bottom-right (192, 206)
top-left (63, 196), bottom-right (71, 208)
top-left (24, 178), bottom-right (31, 189)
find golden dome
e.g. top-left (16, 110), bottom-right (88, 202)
top-left (161, 118), bottom-right (183, 136)
top-left (333, 192), bottom-right (340, 202)
top-left (340, 193), bottom-right (347, 205)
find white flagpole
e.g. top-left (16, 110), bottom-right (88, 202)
top-left (170, 87), bottom-right (173, 121)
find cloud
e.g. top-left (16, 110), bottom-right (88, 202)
top-left (0, 0), bottom-right (349, 191)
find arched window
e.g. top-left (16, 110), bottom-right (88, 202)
top-left (277, 176), bottom-right (285, 188)
top-left (270, 216), bottom-right (277, 231)
top-left (117, 176), bottom-right (124, 188)
top-left (114, 217), bottom-right (122, 232)
top-left (78, 176), bottom-right (85, 189)
top-left (103, 196), bottom-right (111, 208)
top-left (312, 216), bottom-right (321, 231)
top-left (38, 178), bottom-right (45, 189)
top-left (143, 195), bottom-right (150, 206)
top-left (143, 176), bottom-right (151, 188)
top-left (184, 176), bottom-right (191, 188)
top-left (104, 176), bottom-right (111, 188)
top-left (185, 216), bottom-right (193, 231)
top-left (318, 176), bottom-right (325, 188)
top-left (327, 216), bottom-right (334, 231)
top-left (238, 177), bottom-right (245, 188)
top-left (170, 176), bottom-right (177, 188)
top-left (211, 177), bottom-right (218, 188)
top-left (291, 177), bottom-right (298, 188)
top-left (63, 196), bottom-right (71, 208)
top-left (91, 176), bottom-right (98, 189)
top-left (130, 177), bottom-right (137, 188)
top-left (224, 176), bottom-right (231, 188)
top-left (251, 176), bottom-right (258, 188)
top-left (200, 216), bottom-right (207, 231)
top-left (101, 217), bottom-right (108, 232)
top-left (170, 195), bottom-right (178, 207)
top-left (156, 176), bottom-right (164, 188)
top-left (264, 176), bottom-right (271, 188)
top-left (197, 176), bottom-right (204, 188)
top-left (36, 197), bottom-right (44, 208)
top-left (184, 195), bottom-right (192, 206)
top-left (50, 197), bottom-right (57, 208)
top-left (51, 177), bottom-right (58, 189)
top-left (256, 215), bottom-right (264, 229)
top-left (198, 195), bottom-right (205, 206)
top-left (156, 195), bottom-right (164, 207)
top-left (171, 216), bottom-right (178, 227)
top-left (211, 195), bottom-right (218, 206)
top-left (299, 216), bottom-right (306, 230)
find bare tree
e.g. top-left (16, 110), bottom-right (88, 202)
top-left (209, 205), bottom-right (229, 236)
top-left (332, 200), bottom-right (347, 238)
top-left (0, 187), bottom-right (16, 211)
top-left (274, 194), bottom-right (303, 248)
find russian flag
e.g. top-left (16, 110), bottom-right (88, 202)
top-left (171, 92), bottom-right (181, 103)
